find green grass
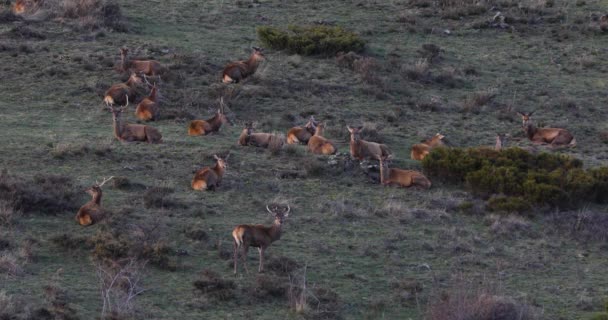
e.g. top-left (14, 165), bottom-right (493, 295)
top-left (1, 0), bottom-right (608, 319)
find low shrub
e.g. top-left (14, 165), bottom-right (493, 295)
top-left (257, 25), bottom-right (365, 56)
top-left (193, 269), bottom-right (237, 301)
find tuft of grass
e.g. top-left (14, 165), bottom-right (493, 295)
top-left (461, 89), bottom-right (497, 113)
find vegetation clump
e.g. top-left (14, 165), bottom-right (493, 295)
top-left (422, 147), bottom-right (608, 210)
top-left (257, 25), bottom-right (365, 56)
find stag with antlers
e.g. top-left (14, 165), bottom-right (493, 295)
top-left (76, 177), bottom-right (113, 226)
top-left (232, 204), bottom-right (290, 274)
top-left (188, 98), bottom-right (231, 136)
top-left (109, 97), bottom-right (162, 143)
top-left (222, 47), bottom-right (265, 84)
top-left (191, 154), bottom-right (228, 191)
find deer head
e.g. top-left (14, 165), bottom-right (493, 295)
top-left (266, 204), bottom-right (290, 224)
top-left (347, 126), bottom-right (364, 141)
top-left (108, 96), bottom-right (129, 116)
top-left (517, 111), bottom-right (534, 127)
top-left (252, 47), bottom-right (266, 60)
top-left (213, 154), bottom-right (228, 170)
top-left (86, 176), bottom-right (114, 196)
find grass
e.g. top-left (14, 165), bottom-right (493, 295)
top-left (0, 0), bottom-right (608, 319)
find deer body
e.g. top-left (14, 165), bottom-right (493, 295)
top-left (379, 157), bottom-right (431, 189)
top-left (222, 47), bottom-right (265, 84)
top-left (104, 74), bottom-right (141, 107)
top-left (518, 112), bottom-right (576, 147)
top-left (120, 48), bottom-right (163, 77)
top-left (347, 126), bottom-right (391, 161)
top-left (286, 116), bottom-right (318, 145)
top-left (188, 102), bottom-right (229, 136)
top-left (110, 99), bottom-right (162, 143)
top-left (238, 126), bottom-right (284, 148)
top-left (411, 133), bottom-right (446, 161)
top-left (191, 155), bottom-right (227, 191)
top-left (232, 205), bottom-right (290, 274)
top-left (308, 123), bottom-right (337, 155)
top-left (135, 86), bottom-right (159, 121)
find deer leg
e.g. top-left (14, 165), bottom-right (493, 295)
top-left (258, 247), bottom-right (265, 273)
top-left (233, 242), bottom-right (238, 274)
top-left (242, 246), bottom-right (249, 274)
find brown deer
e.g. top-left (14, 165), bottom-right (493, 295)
top-left (103, 73), bottom-right (142, 107)
top-left (347, 126), bottom-right (391, 161)
top-left (188, 99), bottom-right (230, 136)
top-left (410, 133), bottom-right (447, 161)
top-left (120, 48), bottom-right (164, 77)
top-left (517, 111), bottom-right (576, 147)
top-left (495, 133), bottom-right (508, 151)
top-left (232, 204), bottom-right (290, 274)
top-left (222, 47), bottom-right (265, 84)
top-left (379, 156), bottom-right (431, 189)
top-left (600, 15), bottom-right (608, 32)
top-left (191, 155), bottom-right (228, 191)
top-left (135, 85), bottom-right (159, 121)
top-left (75, 177), bottom-right (113, 226)
top-left (108, 97), bottom-right (162, 143)
top-left (308, 123), bottom-right (337, 155)
top-left (286, 116), bottom-right (318, 145)
top-left (12, 0), bottom-right (41, 14)
top-left (238, 123), bottom-right (284, 148)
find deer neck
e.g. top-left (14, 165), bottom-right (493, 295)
top-left (495, 137), bottom-right (503, 151)
top-left (379, 161), bottom-right (389, 184)
top-left (314, 126), bottom-right (324, 136)
top-left (112, 114), bottom-right (124, 139)
top-left (524, 123), bottom-right (537, 139)
top-left (267, 220), bottom-right (283, 242)
top-left (212, 163), bottom-right (225, 178)
top-left (92, 191), bottom-right (102, 205)
top-left (121, 54), bottom-right (130, 71)
top-left (149, 87), bottom-right (157, 101)
top-left (246, 55), bottom-right (261, 74)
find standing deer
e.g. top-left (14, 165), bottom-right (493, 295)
top-left (135, 85), bottom-right (160, 121)
top-left (222, 47), bottom-right (265, 84)
top-left (191, 155), bottom-right (228, 191)
top-left (75, 177), bottom-right (113, 226)
top-left (120, 47), bottom-right (164, 77)
top-left (347, 126), bottom-right (391, 161)
top-left (286, 116), bottom-right (318, 145)
top-left (238, 123), bottom-right (284, 148)
top-left (379, 156), bottom-right (431, 189)
top-left (410, 133), bottom-right (447, 161)
top-left (108, 97), bottom-right (162, 143)
top-left (232, 204), bottom-right (290, 274)
top-left (188, 99), bottom-right (230, 136)
top-left (104, 73), bottom-right (142, 107)
top-left (517, 111), bottom-right (576, 147)
top-left (308, 123), bottom-right (337, 155)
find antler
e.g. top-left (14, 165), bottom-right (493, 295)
top-left (283, 204), bottom-right (290, 216)
top-left (95, 176), bottom-right (114, 187)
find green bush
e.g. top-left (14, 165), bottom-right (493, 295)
top-left (257, 25), bottom-right (365, 56)
top-left (422, 147), bottom-right (608, 210)
top-left (589, 313), bottom-right (608, 320)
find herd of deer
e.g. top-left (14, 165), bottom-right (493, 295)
top-left (84, 44), bottom-right (578, 274)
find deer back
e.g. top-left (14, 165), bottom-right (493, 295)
top-left (410, 143), bottom-right (431, 161)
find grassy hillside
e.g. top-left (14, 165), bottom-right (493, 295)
top-left (1, 0), bottom-right (608, 319)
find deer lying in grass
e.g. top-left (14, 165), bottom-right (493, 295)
top-left (188, 99), bottom-right (230, 136)
top-left (76, 177), bottom-right (113, 226)
top-left (104, 73), bottom-right (142, 107)
top-left (232, 204), bottom-right (290, 274)
top-left (135, 85), bottom-right (159, 121)
top-left (495, 133), bottom-right (508, 151)
top-left (308, 123), bottom-right (337, 155)
top-left (12, 0), bottom-right (41, 14)
top-left (347, 126), bottom-right (391, 161)
top-left (222, 47), bottom-right (265, 84)
top-left (286, 116), bottom-right (318, 145)
top-left (109, 98), bottom-right (162, 143)
top-left (120, 47), bottom-right (164, 77)
top-left (379, 156), bottom-right (431, 189)
top-left (411, 133), bottom-right (447, 161)
top-left (191, 155), bottom-right (228, 191)
top-left (517, 111), bottom-right (576, 147)
top-left (238, 123), bottom-right (284, 148)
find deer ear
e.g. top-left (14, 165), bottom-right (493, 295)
top-left (347, 126), bottom-right (353, 132)
top-left (213, 154), bottom-right (219, 160)
top-left (528, 111), bottom-right (534, 116)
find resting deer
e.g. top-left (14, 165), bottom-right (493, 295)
top-left (135, 85), bottom-right (160, 121)
top-left (108, 97), bottom-right (162, 143)
top-left (308, 123), bottom-right (337, 155)
top-left (104, 73), bottom-right (142, 107)
top-left (188, 99), bottom-right (230, 136)
top-left (347, 126), bottom-right (391, 161)
top-left (12, 0), bottom-right (41, 14)
top-left (120, 47), bottom-right (164, 77)
top-left (286, 116), bottom-right (318, 145)
top-left (191, 155), bottom-right (228, 191)
top-left (495, 133), bottom-right (508, 151)
top-left (411, 133), bottom-right (447, 161)
top-left (238, 123), bottom-right (284, 148)
top-left (232, 204), bottom-right (290, 274)
top-left (379, 156), bottom-right (431, 189)
top-left (75, 177), bottom-right (113, 226)
top-left (517, 111), bottom-right (576, 147)
top-left (222, 47), bottom-right (265, 84)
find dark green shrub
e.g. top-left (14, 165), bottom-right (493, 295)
top-left (589, 314), bottom-right (608, 320)
top-left (257, 25), bottom-right (365, 56)
top-left (486, 196), bottom-right (530, 213)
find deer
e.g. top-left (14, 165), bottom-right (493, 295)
top-left (379, 156), bottom-right (431, 189)
top-left (75, 177), bottom-right (113, 226)
top-left (238, 123), bottom-right (284, 148)
top-left (12, 0), bottom-right (41, 14)
top-left (135, 85), bottom-right (160, 121)
top-left (286, 116), bottom-right (318, 145)
top-left (308, 122), bottom-right (337, 155)
top-left (188, 98), bottom-right (230, 136)
top-left (232, 204), bottom-right (290, 274)
top-left (517, 111), bottom-right (576, 148)
top-left (495, 133), bottom-right (508, 151)
top-left (222, 47), bottom-right (265, 84)
top-left (410, 133), bottom-right (447, 161)
top-left (191, 155), bottom-right (228, 191)
top-left (103, 73), bottom-right (142, 107)
top-left (347, 126), bottom-right (391, 161)
top-left (108, 97), bottom-right (162, 143)
top-left (119, 47), bottom-right (164, 78)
